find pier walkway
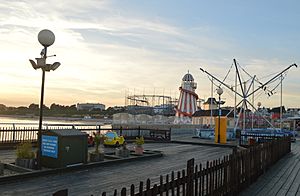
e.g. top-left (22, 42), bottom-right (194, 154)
top-left (0, 139), bottom-right (233, 195)
top-left (240, 138), bottom-right (300, 196)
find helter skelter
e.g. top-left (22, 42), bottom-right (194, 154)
top-left (200, 59), bottom-right (297, 132)
top-left (174, 71), bottom-right (199, 124)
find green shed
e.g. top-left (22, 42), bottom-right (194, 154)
top-left (41, 129), bottom-right (88, 168)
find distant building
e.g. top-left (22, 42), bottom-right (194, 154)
top-left (286, 108), bottom-right (300, 117)
top-left (202, 98), bottom-right (218, 110)
top-left (76, 103), bottom-right (105, 111)
top-left (192, 109), bottom-right (235, 127)
top-left (270, 106), bottom-right (286, 119)
top-left (113, 106), bottom-right (125, 111)
top-left (127, 105), bottom-right (153, 115)
top-left (153, 104), bottom-right (175, 115)
top-left (202, 97), bottom-right (226, 110)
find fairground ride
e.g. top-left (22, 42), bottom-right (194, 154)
top-left (200, 59), bottom-right (297, 131)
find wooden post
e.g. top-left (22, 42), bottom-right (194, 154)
top-left (171, 171), bottom-right (175, 196)
top-left (12, 124), bottom-right (16, 142)
top-left (160, 175), bottom-right (164, 196)
top-left (186, 158), bottom-right (194, 196)
top-left (139, 181), bottom-right (143, 195)
top-left (52, 189), bottom-right (68, 196)
top-left (177, 171), bottom-right (181, 195)
top-left (0, 162), bottom-right (4, 175)
top-left (121, 188), bottom-right (126, 196)
top-left (130, 184), bottom-right (135, 196)
top-left (98, 125), bottom-right (101, 134)
top-left (138, 126), bottom-right (141, 137)
top-left (194, 164), bottom-right (198, 196)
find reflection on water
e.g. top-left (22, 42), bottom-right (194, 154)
top-left (0, 116), bottom-right (111, 129)
top-left (0, 116), bottom-right (112, 142)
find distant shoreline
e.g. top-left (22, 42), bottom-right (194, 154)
top-left (0, 114), bottom-right (108, 122)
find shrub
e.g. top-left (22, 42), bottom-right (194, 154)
top-left (135, 136), bottom-right (144, 146)
top-left (16, 142), bottom-right (35, 159)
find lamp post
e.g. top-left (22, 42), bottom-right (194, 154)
top-left (217, 87), bottom-right (223, 143)
top-left (29, 29), bottom-right (60, 169)
top-left (257, 102), bottom-right (261, 128)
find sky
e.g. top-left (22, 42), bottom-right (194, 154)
top-left (0, 0), bottom-right (299, 109)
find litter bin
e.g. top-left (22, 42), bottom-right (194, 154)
top-left (41, 129), bottom-right (88, 168)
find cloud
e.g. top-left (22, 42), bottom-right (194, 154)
top-left (0, 0), bottom-right (298, 108)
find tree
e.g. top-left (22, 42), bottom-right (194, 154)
top-left (69, 104), bottom-right (77, 111)
top-left (0, 104), bottom-right (7, 111)
top-left (50, 103), bottom-right (58, 110)
top-left (28, 103), bottom-right (39, 110)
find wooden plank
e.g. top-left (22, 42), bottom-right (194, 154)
top-left (0, 142), bottom-right (232, 195)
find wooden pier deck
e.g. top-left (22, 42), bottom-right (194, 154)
top-left (0, 140), bottom-right (233, 196)
top-left (240, 139), bottom-right (300, 196)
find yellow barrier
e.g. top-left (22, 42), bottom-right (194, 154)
top-left (215, 116), bottom-right (227, 144)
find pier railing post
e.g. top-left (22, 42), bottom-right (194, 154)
top-left (138, 126), bottom-right (141, 137)
top-left (97, 125), bottom-right (101, 134)
top-left (12, 124), bottom-right (16, 143)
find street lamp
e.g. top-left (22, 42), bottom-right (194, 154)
top-left (29, 29), bottom-right (60, 169)
top-left (257, 102), bottom-right (261, 128)
top-left (217, 87), bottom-right (223, 143)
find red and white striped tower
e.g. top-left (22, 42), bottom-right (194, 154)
top-left (175, 72), bottom-right (198, 123)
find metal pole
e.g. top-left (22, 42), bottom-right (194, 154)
top-left (218, 94), bottom-right (221, 143)
top-left (293, 120), bottom-right (296, 141)
top-left (280, 74), bottom-right (283, 130)
top-left (210, 77), bottom-right (213, 127)
top-left (258, 106), bottom-right (260, 129)
top-left (243, 82), bottom-right (246, 131)
top-left (234, 67), bottom-right (237, 134)
top-left (252, 80), bottom-right (254, 130)
top-left (37, 46), bottom-right (47, 170)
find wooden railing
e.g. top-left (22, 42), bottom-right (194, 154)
top-left (0, 126), bottom-right (171, 145)
top-left (92, 137), bottom-right (290, 196)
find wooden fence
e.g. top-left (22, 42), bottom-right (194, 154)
top-left (92, 137), bottom-right (290, 196)
top-left (0, 126), bottom-right (171, 146)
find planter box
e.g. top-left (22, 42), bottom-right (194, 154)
top-left (15, 158), bottom-right (36, 169)
top-left (115, 148), bottom-right (130, 157)
top-left (89, 152), bottom-right (104, 162)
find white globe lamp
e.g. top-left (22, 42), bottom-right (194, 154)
top-left (38, 29), bottom-right (55, 47)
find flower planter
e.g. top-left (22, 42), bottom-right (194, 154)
top-left (89, 152), bottom-right (104, 162)
top-left (134, 145), bottom-right (144, 155)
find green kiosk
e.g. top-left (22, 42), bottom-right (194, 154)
top-left (41, 129), bottom-right (88, 168)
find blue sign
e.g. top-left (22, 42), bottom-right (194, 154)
top-left (42, 135), bottom-right (58, 158)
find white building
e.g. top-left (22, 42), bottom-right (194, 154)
top-left (76, 103), bottom-right (105, 111)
